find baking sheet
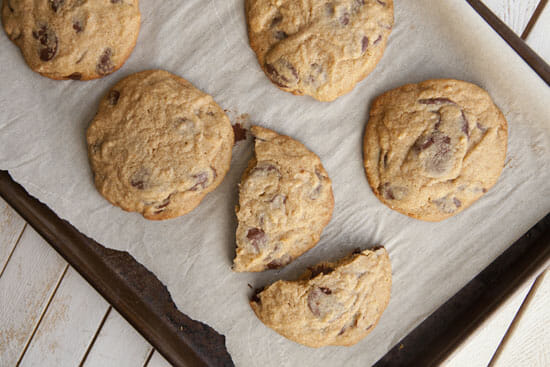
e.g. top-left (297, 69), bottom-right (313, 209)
top-left (1, 1), bottom-right (549, 366)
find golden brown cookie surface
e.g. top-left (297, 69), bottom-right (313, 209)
top-left (233, 126), bottom-right (334, 272)
top-left (2, 0), bottom-right (140, 80)
top-left (250, 247), bottom-right (392, 347)
top-left (246, 0), bottom-right (394, 101)
top-left (86, 70), bottom-right (234, 220)
top-left (364, 79), bottom-right (508, 221)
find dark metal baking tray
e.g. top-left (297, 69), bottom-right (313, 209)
top-left (1, 1), bottom-right (548, 366)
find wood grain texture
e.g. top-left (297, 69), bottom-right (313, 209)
top-left (19, 267), bottom-right (109, 367)
top-left (482, 0), bottom-right (540, 34)
top-left (442, 282), bottom-right (532, 367)
top-left (526, 2), bottom-right (550, 62)
top-left (145, 351), bottom-right (172, 367)
top-left (490, 269), bottom-right (550, 366)
top-left (0, 228), bottom-right (66, 366)
top-left (83, 309), bottom-right (153, 367)
top-left (0, 198), bottom-right (25, 274)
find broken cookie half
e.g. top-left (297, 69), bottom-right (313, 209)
top-left (250, 247), bottom-right (392, 347)
top-left (233, 126), bottom-right (334, 272)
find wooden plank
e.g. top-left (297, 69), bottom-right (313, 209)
top-left (0, 197), bottom-right (26, 274)
top-left (145, 351), bottom-right (172, 367)
top-left (442, 281), bottom-right (533, 367)
top-left (489, 269), bottom-right (550, 366)
top-left (83, 309), bottom-right (153, 367)
top-left (482, 0), bottom-right (540, 35)
top-left (19, 267), bottom-right (109, 367)
top-left (0, 227), bottom-right (67, 366)
top-left (526, 2), bottom-right (550, 62)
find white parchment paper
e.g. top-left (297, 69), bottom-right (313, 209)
top-left (1, 1), bottom-right (549, 366)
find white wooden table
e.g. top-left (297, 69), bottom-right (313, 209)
top-left (1, 2), bottom-right (549, 366)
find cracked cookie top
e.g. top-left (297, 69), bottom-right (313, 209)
top-left (250, 247), bottom-right (391, 347)
top-left (246, 0), bottom-right (394, 101)
top-left (2, 0), bottom-right (140, 80)
top-left (233, 126), bottom-right (334, 272)
top-left (86, 70), bottom-right (234, 220)
top-left (364, 79), bottom-right (508, 221)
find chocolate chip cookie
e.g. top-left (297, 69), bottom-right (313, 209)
top-left (250, 247), bottom-right (392, 347)
top-left (233, 126), bottom-right (334, 272)
top-left (2, 0), bottom-right (140, 80)
top-left (364, 79), bottom-right (508, 221)
top-left (86, 70), bottom-right (234, 220)
top-left (246, 0), bottom-right (394, 101)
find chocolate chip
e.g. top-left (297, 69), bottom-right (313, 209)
top-left (274, 31), bottom-right (287, 40)
top-left (49, 0), bottom-right (64, 12)
top-left (265, 59), bottom-right (299, 88)
top-left (189, 171), bottom-right (210, 191)
top-left (73, 21), bottom-right (84, 33)
top-left (417, 136), bottom-right (435, 151)
top-left (377, 0), bottom-right (386, 5)
top-left (477, 122), bottom-right (488, 132)
top-left (232, 123), bottom-right (247, 143)
top-left (33, 25), bottom-right (58, 61)
top-left (483, 188), bottom-right (488, 193)
top-left (270, 15), bottom-right (282, 28)
top-left (418, 98), bottom-right (456, 105)
top-left (307, 286), bottom-right (331, 317)
top-left (433, 196), bottom-right (461, 213)
top-left (96, 48), bottom-right (114, 76)
top-left (340, 13), bottom-right (350, 26)
top-left (373, 35), bottom-right (382, 45)
top-left (309, 264), bottom-right (334, 278)
top-left (247, 228), bottom-right (267, 253)
top-left (108, 90), bottom-right (120, 105)
top-left (319, 287), bottom-right (332, 295)
top-left (379, 183), bottom-right (395, 200)
top-left (251, 287), bottom-right (264, 304)
top-left (461, 111), bottom-right (469, 138)
top-left (131, 180), bottom-right (145, 190)
top-left (110, 0), bottom-right (121, 3)
top-left (67, 72), bottom-right (81, 80)
top-left (267, 255), bottom-right (291, 270)
top-left (247, 228), bottom-right (265, 242)
top-left (362, 36), bottom-right (369, 53)
top-left (251, 163), bottom-right (280, 176)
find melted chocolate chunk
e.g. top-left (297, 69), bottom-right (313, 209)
top-left (33, 25), bottom-right (58, 61)
top-left (461, 111), bottom-right (470, 137)
top-left (309, 264), bottom-right (335, 278)
top-left (251, 287), bottom-right (264, 304)
top-left (189, 172), bottom-right (210, 191)
top-left (232, 123), bottom-right (247, 143)
top-left (131, 180), bottom-right (145, 190)
top-left (274, 31), bottom-right (287, 40)
top-left (67, 72), bottom-right (82, 80)
top-left (270, 15), bottom-right (282, 28)
top-left (73, 21), bottom-right (84, 33)
top-left (307, 286), bottom-right (332, 317)
top-left (96, 48), bottom-right (114, 76)
top-left (379, 183), bottom-right (395, 200)
top-left (108, 90), bottom-right (120, 105)
top-left (418, 98), bottom-right (456, 105)
top-left (361, 36), bottom-right (369, 53)
top-left (49, 0), bottom-right (64, 12)
top-left (246, 228), bottom-right (267, 253)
